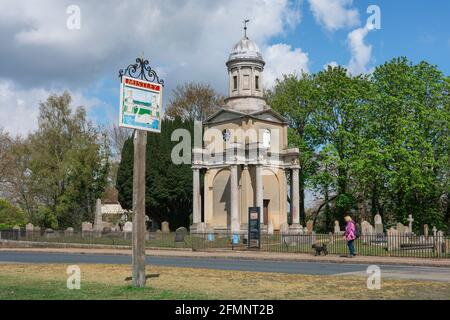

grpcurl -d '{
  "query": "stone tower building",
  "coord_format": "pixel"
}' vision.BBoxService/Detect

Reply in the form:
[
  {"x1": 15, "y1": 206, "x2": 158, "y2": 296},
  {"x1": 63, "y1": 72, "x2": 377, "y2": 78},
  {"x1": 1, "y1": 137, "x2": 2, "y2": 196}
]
[{"x1": 191, "y1": 31, "x2": 300, "y2": 233}]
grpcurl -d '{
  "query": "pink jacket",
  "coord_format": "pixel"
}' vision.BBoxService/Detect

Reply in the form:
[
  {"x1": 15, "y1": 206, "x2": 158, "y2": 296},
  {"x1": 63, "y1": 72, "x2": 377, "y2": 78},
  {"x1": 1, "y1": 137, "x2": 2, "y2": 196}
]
[{"x1": 344, "y1": 220, "x2": 356, "y2": 241}]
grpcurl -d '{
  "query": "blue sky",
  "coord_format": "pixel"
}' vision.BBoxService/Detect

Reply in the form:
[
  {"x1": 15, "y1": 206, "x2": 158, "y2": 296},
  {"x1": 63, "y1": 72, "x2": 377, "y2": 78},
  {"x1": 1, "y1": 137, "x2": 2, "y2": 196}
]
[{"x1": 0, "y1": 0, "x2": 449, "y2": 135}]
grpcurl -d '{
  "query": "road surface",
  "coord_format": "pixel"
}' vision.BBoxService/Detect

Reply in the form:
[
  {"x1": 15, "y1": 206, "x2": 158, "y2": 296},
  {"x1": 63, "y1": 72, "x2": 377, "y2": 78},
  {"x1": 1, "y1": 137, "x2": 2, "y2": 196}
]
[{"x1": 0, "y1": 251, "x2": 449, "y2": 282}]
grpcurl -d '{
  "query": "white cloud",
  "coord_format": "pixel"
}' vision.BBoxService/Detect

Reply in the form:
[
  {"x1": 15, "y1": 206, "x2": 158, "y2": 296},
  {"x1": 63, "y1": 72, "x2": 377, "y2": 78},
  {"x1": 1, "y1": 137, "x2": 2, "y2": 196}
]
[
  {"x1": 263, "y1": 43, "x2": 309, "y2": 88},
  {"x1": 0, "y1": 0, "x2": 306, "y2": 134},
  {"x1": 346, "y1": 26, "x2": 373, "y2": 75},
  {"x1": 308, "y1": 0, "x2": 359, "y2": 31},
  {"x1": 323, "y1": 61, "x2": 339, "y2": 69},
  {"x1": 0, "y1": 79, "x2": 106, "y2": 136}
]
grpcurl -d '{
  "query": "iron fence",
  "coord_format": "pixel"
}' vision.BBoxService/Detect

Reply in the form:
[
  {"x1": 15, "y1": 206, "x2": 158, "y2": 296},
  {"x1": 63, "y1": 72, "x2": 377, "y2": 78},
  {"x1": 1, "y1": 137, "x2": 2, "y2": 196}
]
[
  {"x1": 1, "y1": 228, "x2": 448, "y2": 258},
  {"x1": 191, "y1": 231, "x2": 449, "y2": 259},
  {"x1": 0, "y1": 229, "x2": 191, "y2": 249}
]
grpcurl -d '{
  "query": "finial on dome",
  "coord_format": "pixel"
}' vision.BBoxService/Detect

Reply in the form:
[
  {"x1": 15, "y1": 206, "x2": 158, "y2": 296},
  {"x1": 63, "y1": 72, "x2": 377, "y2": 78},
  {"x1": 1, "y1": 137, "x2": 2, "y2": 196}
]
[{"x1": 243, "y1": 19, "x2": 250, "y2": 38}]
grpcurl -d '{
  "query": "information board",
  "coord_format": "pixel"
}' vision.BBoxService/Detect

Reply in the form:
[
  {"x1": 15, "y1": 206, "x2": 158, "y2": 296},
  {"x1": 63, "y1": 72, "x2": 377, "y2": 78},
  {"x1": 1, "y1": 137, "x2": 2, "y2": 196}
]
[{"x1": 248, "y1": 207, "x2": 261, "y2": 249}]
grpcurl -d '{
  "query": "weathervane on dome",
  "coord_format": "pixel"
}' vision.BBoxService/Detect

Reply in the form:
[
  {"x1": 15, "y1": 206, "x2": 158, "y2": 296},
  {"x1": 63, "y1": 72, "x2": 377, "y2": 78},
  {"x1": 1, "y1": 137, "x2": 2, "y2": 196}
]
[{"x1": 243, "y1": 19, "x2": 250, "y2": 38}]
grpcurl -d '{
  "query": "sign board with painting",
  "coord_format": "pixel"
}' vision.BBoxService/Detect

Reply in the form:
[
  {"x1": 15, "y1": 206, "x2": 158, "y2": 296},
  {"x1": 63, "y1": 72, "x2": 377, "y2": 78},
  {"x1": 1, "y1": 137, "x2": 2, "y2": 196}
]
[
  {"x1": 248, "y1": 207, "x2": 261, "y2": 249},
  {"x1": 119, "y1": 76, "x2": 163, "y2": 132}
]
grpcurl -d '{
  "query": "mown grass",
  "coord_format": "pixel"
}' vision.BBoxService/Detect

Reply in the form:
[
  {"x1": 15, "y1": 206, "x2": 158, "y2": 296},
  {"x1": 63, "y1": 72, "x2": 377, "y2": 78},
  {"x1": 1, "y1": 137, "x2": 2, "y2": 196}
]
[{"x1": 0, "y1": 264, "x2": 449, "y2": 300}]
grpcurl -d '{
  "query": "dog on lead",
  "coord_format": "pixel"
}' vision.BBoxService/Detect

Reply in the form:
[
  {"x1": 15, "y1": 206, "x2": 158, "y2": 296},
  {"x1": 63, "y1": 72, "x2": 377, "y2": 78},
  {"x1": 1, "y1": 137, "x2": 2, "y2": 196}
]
[{"x1": 312, "y1": 243, "x2": 328, "y2": 256}]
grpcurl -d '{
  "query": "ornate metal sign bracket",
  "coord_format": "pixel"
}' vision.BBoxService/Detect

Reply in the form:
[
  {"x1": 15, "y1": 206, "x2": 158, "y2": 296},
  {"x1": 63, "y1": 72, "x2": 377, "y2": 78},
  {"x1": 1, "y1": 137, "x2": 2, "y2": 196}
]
[{"x1": 119, "y1": 57, "x2": 165, "y2": 86}]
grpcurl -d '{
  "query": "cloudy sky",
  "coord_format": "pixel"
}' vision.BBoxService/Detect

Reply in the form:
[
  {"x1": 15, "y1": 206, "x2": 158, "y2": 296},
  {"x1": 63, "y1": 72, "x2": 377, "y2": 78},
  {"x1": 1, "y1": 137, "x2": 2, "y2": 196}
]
[{"x1": 0, "y1": 0, "x2": 449, "y2": 136}]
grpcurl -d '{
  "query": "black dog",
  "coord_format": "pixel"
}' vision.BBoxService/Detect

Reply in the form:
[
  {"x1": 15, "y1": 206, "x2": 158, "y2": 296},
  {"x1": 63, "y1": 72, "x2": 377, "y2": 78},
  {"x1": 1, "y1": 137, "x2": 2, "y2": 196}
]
[{"x1": 312, "y1": 243, "x2": 328, "y2": 256}]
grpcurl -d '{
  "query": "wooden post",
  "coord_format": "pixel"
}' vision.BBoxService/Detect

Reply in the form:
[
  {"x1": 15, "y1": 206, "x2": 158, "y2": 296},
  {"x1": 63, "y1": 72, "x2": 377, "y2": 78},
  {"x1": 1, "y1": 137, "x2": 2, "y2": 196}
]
[{"x1": 132, "y1": 129, "x2": 147, "y2": 287}]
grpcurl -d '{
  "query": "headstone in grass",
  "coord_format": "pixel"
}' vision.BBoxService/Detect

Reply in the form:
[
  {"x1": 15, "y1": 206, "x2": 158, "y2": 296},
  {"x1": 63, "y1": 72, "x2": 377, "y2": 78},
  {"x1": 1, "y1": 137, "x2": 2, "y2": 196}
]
[
  {"x1": 161, "y1": 221, "x2": 170, "y2": 233},
  {"x1": 175, "y1": 227, "x2": 188, "y2": 244},
  {"x1": 387, "y1": 227, "x2": 399, "y2": 251},
  {"x1": 306, "y1": 220, "x2": 314, "y2": 233},
  {"x1": 396, "y1": 223, "x2": 406, "y2": 234},
  {"x1": 280, "y1": 222, "x2": 289, "y2": 234},
  {"x1": 407, "y1": 214, "x2": 414, "y2": 234},
  {"x1": 12, "y1": 225, "x2": 20, "y2": 240},
  {"x1": 424, "y1": 224, "x2": 429, "y2": 238},
  {"x1": 267, "y1": 220, "x2": 274, "y2": 235},
  {"x1": 25, "y1": 223, "x2": 34, "y2": 239},
  {"x1": 65, "y1": 227, "x2": 74, "y2": 237},
  {"x1": 45, "y1": 228, "x2": 55, "y2": 239},
  {"x1": 25, "y1": 223, "x2": 34, "y2": 232},
  {"x1": 374, "y1": 214, "x2": 383, "y2": 234},
  {"x1": 123, "y1": 221, "x2": 132, "y2": 232},
  {"x1": 361, "y1": 220, "x2": 374, "y2": 244},
  {"x1": 334, "y1": 220, "x2": 340, "y2": 234},
  {"x1": 123, "y1": 221, "x2": 132, "y2": 240}
]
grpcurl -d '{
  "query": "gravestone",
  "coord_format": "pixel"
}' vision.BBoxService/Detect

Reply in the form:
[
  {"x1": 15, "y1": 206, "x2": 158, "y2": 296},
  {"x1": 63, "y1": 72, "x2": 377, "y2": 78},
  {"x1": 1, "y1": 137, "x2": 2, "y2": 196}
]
[
  {"x1": 175, "y1": 227, "x2": 188, "y2": 245},
  {"x1": 280, "y1": 223, "x2": 289, "y2": 234},
  {"x1": 306, "y1": 220, "x2": 314, "y2": 233},
  {"x1": 361, "y1": 220, "x2": 374, "y2": 243},
  {"x1": 436, "y1": 231, "x2": 445, "y2": 255},
  {"x1": 161, "y1": 221, "x2": 170, "y2": 233},
  {"x1": 396, "y1": 223, "x2": 406, "y2": 234},
  {"x1": 25, "y1": 223, "x2": 34, "y2": 239},
  {"x1": 123, "y1": 221, "x2": 132, "y2": 240},
  {"x1": 432, "y1": 226, "x2": 437, "y2": 237},
  {"x1": 424, "y1": 224, "x2": 429, "y2": 238},
  {"x1": 12, "y1": 225, "x2": 20, "y2": 240},
  {"x1": 387, "y1": 227, "x2": 399, "y2": 250},
  {"x1": 123, "y1": 221, "x2": 133, "y2": 232},
  {"x1": 65, "y1": 227, "x2": 74, "y2": 237},
  {"x1": 374, "y1": 214, "x2": 383, "y2": 234},
  {"x1": 334, "y1": 220, "x2": 340, "y2": 234},
  {"x1": 94, "y1": 198, "x2": 103, "y2": 232},
  {"x1": 25, "y1": 223, "x2": 34, "y2": 232},
  {"x1": 82, "y1": 222, "x2": 93, "y2": 232},
  {"x1": 407, "y1": 214, "x2": 414, "y2": 233},
  {"x1": 267, "y1": 220, "x2": 274, "y2": 235},
  {"x1": 45, "y1": 228, "x2": 55, "y2": 239}
]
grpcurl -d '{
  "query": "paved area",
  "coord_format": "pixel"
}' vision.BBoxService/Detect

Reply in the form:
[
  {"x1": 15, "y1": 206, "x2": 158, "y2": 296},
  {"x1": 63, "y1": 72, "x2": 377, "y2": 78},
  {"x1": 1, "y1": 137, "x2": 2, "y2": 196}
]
[
  {"x1": 1, "y1": 250, "x2": 449, "y2": 282},
  {"x1": 1, "y1": 246, "x2": 449, "y2": 267}
]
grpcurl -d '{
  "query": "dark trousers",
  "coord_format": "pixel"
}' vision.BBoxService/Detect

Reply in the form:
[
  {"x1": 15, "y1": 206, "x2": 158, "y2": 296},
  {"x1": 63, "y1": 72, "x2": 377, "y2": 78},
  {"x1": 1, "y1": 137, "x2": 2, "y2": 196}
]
[{"x1": 347, "y1": 240, "x2": 356, "y2": 256}]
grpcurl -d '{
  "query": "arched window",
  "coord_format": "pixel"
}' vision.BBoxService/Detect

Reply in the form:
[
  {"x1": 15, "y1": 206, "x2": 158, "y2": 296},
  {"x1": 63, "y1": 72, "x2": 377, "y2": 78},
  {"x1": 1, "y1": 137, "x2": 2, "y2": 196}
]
[{"x1": 262, "y1": 129, "x2": 271, "y2": 148}]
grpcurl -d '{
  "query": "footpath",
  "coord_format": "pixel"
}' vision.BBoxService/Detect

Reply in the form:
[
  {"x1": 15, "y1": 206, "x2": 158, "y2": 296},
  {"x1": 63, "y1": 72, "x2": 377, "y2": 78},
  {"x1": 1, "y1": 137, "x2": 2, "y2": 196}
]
[{"x1": 1, "y1": 239, "x2": 449, "y2": 267}]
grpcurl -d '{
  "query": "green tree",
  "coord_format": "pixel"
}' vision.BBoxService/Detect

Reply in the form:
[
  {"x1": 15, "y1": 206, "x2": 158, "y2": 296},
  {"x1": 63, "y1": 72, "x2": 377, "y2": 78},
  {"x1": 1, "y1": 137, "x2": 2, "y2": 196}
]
[
  {"x1": 311, "y1": 66, "x2": 371, "y2": 223},
  {"x1": 28, "y1": 92, "x2": 110, "y2": 229},
  {"x1": 165, "y1": 82, "x2": 224, "y2": 121},
  {"x1": 266, "y1": 74, "x2": 319, "y2": 225},
  {"x1": 368, "y1": 58, "x2": 449, "y2": 230},
  {"x1": 116, "y1": 118, "x2": 193, "y2": 230},
  {"x1": 0, "y1": 199, "x2": 27, "y2": 229}
]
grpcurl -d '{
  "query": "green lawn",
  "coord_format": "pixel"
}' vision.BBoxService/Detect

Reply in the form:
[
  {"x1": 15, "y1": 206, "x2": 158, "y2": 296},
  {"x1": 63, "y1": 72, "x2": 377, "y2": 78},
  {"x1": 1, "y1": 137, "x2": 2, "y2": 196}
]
[
  {"x1": 0, "y1": 275, "x2": 207, "y2": 300},
  {"x1": 1, "y1": 264, "x2": 449, "y2": 300}
]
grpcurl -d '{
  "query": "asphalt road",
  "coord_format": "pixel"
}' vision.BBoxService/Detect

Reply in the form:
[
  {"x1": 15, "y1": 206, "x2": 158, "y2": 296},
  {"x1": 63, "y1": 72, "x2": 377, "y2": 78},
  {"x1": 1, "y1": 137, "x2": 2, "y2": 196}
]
[{"x1": 0, "y1": 251, "x2": 449, "y2": 282}]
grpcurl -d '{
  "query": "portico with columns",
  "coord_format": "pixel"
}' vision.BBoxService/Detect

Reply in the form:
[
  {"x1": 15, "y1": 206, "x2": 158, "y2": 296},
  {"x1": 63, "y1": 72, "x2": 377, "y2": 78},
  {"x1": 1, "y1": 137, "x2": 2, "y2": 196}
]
[{"x1": 191, "y1": 28, "x2": 300, "y2": 233}]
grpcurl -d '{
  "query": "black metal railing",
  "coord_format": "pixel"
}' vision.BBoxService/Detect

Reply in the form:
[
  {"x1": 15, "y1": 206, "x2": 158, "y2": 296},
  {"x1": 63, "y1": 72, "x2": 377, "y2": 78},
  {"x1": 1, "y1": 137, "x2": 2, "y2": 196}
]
[
  {"x1": 0, "y1": 229, "x2": 191, "y2": 249},
  {"x1": 1, "y1": 229, "x2": 448, "y2": 258}
]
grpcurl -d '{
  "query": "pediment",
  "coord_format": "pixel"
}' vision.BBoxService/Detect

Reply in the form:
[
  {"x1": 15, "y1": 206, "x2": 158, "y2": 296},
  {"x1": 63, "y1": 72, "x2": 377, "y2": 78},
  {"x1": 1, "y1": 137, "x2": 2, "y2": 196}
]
[{"x1": 204, "y1": 107, "x2": 287, "y2": 125}]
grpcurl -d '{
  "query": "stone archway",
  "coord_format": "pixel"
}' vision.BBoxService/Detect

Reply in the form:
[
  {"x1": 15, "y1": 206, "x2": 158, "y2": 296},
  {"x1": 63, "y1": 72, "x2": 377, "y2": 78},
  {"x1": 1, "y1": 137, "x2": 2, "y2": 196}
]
[
  {"x1": 212, "y1": 169, "x2": 231, "y2": 229},
  {"x1": 262, "y1": 168, "x2": 282, "y2": 229}
]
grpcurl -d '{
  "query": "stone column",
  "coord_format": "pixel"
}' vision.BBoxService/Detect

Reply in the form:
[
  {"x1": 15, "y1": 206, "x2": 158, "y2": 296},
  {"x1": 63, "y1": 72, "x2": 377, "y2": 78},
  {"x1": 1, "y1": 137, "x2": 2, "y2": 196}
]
[
  {"x1": 192, "y1": 168, "x2": 201, "y2": 228},
  {"x1": 94, "y1": 198, "x2": 103, "y2": 232},
  {"x1": 230, "y1": 165, "x2": 240, "y2": 233},
  {"x1": 290, "y1": 167, "x2": 301, "y2": 231},
  {"x1": 255, "y1": 164, "x2": 264, "y2": 225}
]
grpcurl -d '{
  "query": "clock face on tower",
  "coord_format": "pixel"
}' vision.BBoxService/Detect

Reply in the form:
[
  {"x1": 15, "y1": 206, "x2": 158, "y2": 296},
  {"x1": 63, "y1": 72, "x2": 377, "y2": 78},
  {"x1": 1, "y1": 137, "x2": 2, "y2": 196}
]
[{"x1": 222, "y1": 129, "x2": 231, "y2": 142}]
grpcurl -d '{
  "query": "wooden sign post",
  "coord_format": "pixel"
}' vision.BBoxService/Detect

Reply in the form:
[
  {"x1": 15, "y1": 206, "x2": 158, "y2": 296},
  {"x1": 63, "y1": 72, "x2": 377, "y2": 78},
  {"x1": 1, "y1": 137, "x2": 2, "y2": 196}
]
[
  {"x1": 132, "y1": 129, "x2": 147, "y2": 287},
  {"x1": 119, "y1": 57, "x2": 164, "y2": 288}
]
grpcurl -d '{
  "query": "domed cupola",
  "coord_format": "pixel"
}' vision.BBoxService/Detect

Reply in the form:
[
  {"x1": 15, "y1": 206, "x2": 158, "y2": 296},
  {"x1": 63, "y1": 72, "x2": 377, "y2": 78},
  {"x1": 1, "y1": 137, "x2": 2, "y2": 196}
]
[
  {"x1": 225, "y1": 20, "x2": 267, "y2": 113},
  {"x1": 228, "y1": 36, "x2": 264, "y2": 63}
]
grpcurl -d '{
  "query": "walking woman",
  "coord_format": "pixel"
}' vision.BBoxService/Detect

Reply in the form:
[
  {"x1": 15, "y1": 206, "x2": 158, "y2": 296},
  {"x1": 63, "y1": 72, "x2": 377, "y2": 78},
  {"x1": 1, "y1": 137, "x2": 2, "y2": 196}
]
[{"x1": 344, "y1": 216, "x2": 356, "y2": 257}]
